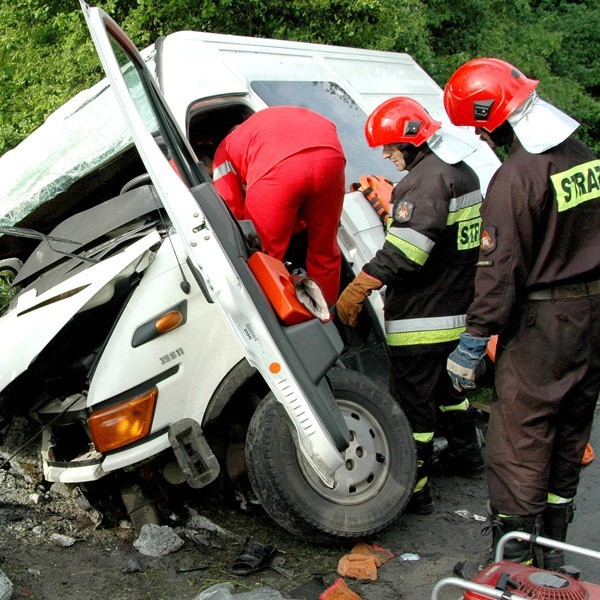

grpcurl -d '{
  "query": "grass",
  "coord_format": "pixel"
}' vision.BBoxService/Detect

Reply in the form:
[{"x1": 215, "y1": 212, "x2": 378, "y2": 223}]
[{"x1": 469, "y1": 384, "x2": 494, "y2": 414}]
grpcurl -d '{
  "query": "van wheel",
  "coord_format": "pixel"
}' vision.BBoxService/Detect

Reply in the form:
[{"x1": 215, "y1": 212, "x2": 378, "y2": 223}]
[{"x1": 245, "y1": 368, "x2": 416, "y2": 543}]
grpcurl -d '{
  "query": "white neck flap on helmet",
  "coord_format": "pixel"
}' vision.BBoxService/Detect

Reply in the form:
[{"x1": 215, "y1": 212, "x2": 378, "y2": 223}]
[
  {"x1": 508, "y1": 91, "x2": 579, "y2": 154},
  {"x1": 427, "y1": 124, "x2": 479, "y2": 165}
]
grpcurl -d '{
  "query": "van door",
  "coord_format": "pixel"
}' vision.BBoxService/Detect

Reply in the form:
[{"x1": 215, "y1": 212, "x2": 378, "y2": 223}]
[{"x1": 78, "y1": 1, "x2": 350, "y2": 487}]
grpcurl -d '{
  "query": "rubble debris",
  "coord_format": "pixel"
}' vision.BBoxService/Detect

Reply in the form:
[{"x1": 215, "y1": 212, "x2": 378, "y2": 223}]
[
  {"x1": 133, "y1": 523, "x2": 184, "y2": 557},
  {"x1": 290, "y1": 576, "x2": 327, "y2": 599},
  {"x1": 121, "y1": 484, "x2": 160, "y2": 531},
  {"x1": 193, "y1": 582, "x2": 292, "y2": 600},
  {"x1": 50, "y1": 533, "x2": 77, "y2": 547},
  {"x1": 269, "y1": 556, "x2": 295, "y2": 579},
  {"x1": 122, "y1": 559, "x2": 143, "y2": 574},
  {"x1": 186, "y1": 508, "x2": 241, "y2": 541},
  {"x1": 175, "y1": 564, "x2": 209, "y2": 574},
  {"x1": 0, "y1": 568, "x2": 12, "y2": 600},
  {"x1": 193, "y1": 582, "x2": 234, "y2": 599}
]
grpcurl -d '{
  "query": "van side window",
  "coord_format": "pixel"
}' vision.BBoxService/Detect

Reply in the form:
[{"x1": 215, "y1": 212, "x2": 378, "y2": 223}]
[{"x1": 250, "y1": 80, "x2": 398, "y2": 184}]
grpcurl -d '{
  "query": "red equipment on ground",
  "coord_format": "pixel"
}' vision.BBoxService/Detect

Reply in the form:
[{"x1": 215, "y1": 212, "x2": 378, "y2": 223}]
[
  {"x1": 465, "y1": 560, "x2": 600, "y2": 599},
  {"x1": 431, "y1": 532, "x2": 600, "y2": 600}
]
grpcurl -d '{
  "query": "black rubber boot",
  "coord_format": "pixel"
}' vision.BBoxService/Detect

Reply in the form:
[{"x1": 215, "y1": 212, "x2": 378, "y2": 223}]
[
  {"x1": 454, "y1": 507, "x2": 541, "y2": 579},
  {"x1": 406, "y1": 440, "x2": 434, "y2": 515},
  {"x1": 542, "y1": 502, "x2": 574, "y2": 571},
  {"x1": 438, "y1": 408, "x2": 484, "y2": 476},
  {"x1": 491, "y1": 513, "x2": 540, "y2": 563}
]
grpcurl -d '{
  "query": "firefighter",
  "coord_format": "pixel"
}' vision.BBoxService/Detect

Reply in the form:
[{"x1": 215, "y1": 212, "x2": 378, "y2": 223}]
[
  {"x1": 444, "y1": 58, "x2": 600, "y2": 572},
  {"x1": 335, "y1": 97, "x2": 484, "y2": 514},
  {"x1": 211, "y1": 106, "x2": 346, "y2": 305}
]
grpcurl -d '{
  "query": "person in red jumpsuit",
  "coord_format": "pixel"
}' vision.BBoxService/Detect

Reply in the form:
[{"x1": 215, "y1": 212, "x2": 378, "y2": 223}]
[
  {"x1": 211, "y1": 106, "x2": 346, "y2": 305},
  {"x1": 444, "y1": 58, "x2": 600, "y2": 574}
]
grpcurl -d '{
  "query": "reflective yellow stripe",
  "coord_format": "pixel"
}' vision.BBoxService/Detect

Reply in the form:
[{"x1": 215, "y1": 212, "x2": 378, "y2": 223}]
[
  {"x1": 447, "y1": 204, "x2": 482, "y2": 225},
  {"x1": 547, "y1": 493, "x2": 573, "y2": 505},
  {"x1": 439, "y1": 400, "x2": 470, "y2": 413},
  {"x1": 387, "y1": 327, "x2": 465, "y2": 346},
  {"x1": 551, "y1": 159, "x2": 600, "y2": 212},
  {"x1": 413, "y1": 476, "x2": 428, "y2": 493},
  {"x1": 386, "y1": 314, "x2": 466, "y2": 347},
  {"x1": 386, "y1": 227, "x2": 434, "y2": 266},
  {"x1": 413, "y1": 432, "x2": 434, "y2": 443}
]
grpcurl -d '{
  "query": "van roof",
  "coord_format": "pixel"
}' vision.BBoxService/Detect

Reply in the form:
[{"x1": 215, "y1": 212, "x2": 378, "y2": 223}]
[{"x1": 0, "y1": 33, "x2": 498, "y2": 229}]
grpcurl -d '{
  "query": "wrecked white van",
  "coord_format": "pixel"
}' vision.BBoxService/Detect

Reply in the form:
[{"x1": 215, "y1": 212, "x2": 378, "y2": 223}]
[{"x1": 0, "y1": 8, "x2": 499, "y2": 542}]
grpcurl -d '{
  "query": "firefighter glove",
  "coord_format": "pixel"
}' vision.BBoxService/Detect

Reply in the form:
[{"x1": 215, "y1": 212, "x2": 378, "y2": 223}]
[
  {"x1": 335, "y1": 271, "x2": 382, "y2": 327},
  {"x1": 447, "y1": 332, "x2": 489, "y2": 392}
]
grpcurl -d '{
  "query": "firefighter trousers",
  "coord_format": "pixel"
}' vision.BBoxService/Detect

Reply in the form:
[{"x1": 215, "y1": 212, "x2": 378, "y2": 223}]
[{"x1": 487, "y1": 293, "x2": 600, "y2": 516}]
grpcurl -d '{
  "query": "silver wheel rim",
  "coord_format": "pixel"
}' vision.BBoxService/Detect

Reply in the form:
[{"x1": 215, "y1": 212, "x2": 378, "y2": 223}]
[{"x1": 298, "y1": 398, "x2": 391, "y2": 505}]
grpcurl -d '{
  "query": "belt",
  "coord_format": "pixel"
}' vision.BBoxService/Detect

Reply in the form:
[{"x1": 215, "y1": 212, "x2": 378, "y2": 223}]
[{"x1": 527, "y1": 279, "x2": 600, "y2": 300}]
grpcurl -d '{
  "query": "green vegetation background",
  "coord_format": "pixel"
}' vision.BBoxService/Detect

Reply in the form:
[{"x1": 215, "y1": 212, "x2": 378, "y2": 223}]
[{"x1": 0, "y1": 0, "x2": 598, "y2": 157}]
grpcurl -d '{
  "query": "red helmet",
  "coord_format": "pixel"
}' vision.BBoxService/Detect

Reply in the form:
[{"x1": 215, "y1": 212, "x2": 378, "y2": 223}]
[
  {"x1": 443, "y1": 58, "x2": 538, "y2": 131},
  {"x1": 365, "y1": 97, "x2": 441, "y2": 148}
]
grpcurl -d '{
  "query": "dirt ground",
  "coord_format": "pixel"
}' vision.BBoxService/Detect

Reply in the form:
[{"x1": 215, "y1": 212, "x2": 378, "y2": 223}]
[{"x1": 1, "y1": 404, "x2": 599, "y2": 600}]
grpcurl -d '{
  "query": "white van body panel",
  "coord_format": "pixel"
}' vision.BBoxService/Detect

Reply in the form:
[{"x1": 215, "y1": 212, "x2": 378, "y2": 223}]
[{"x1": 156, "y1": 32, "x2": 499, "y2": 193}]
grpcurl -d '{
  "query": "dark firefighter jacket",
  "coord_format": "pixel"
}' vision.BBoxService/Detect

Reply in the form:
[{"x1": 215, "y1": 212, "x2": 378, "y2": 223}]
[
  {"x1": 362, "y1": 149, "x2": 482, "y2": 355},
  {"x1": 466, "y1": 136, "x2": 600, "y2": 338}
]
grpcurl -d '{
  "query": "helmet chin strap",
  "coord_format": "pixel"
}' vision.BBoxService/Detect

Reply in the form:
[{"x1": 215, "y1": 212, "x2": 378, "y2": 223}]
[
  {"x1": 401, "y1": 142, "x2": 428, "y2": 170},
  {"x1": 489, "y1": 121, "x2": 515, "y2": 148}
]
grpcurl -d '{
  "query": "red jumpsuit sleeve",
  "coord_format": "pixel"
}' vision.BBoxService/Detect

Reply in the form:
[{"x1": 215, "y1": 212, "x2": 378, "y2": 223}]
[{"x1": 212, "y1": 144, "x2": 246, "y2": 220}]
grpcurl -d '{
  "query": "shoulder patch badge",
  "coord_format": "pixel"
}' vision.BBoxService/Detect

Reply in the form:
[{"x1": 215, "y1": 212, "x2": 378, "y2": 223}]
[
  {"x1": 395, "y1": 201, "x2": 414, "y2": 223},
  {"x1": 480, "y1": 226, "x2": 497, "y2": 254}
]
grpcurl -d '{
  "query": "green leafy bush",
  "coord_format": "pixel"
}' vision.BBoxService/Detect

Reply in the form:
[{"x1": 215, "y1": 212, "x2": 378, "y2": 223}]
[{"x1": 0, "y1": 270, "x2": 18, "y2": 315}]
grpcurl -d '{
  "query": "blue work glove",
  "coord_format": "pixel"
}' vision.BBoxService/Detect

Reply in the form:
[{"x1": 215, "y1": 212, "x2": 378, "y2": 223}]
[{"x1": 447, "y1": 332, "x2": 490, "y2": 392}]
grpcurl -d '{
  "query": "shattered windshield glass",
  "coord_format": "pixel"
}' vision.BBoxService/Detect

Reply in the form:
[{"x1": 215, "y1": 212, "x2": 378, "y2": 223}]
[{"x1": 0, "y1": 48, "x2": 157, "y2": 229}]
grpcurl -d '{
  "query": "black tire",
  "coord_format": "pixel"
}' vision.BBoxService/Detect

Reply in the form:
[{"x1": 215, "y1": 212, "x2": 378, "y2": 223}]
[{"x1": 245, "y1": 368, "x2": 416, "y2": 543}]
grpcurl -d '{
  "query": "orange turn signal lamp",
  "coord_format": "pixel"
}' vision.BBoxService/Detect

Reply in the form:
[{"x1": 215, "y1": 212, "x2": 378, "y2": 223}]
[
  {"x1": 155, "y1": 310, "x2": 184, "y2": 333},
  {"x1": 88, "y1": 388, "x2": 157, "y2": 453}
]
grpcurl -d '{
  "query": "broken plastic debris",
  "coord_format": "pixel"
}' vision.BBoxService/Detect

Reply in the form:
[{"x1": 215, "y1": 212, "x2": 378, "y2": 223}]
[
  {"x1": 454, "y1": 509, "x2": 486, "y2": 522},
  {"x1": 194, "y1": 582, "x2": 234, "y2": 599},
  {"x1": 193, "y1": 583, "x2": 289, "y2": 599},
  {"x1": 269, "y1": 556, "x2": 295, "y2": 579},
  {"x1": 399, "y1": 553, "x2": 420, "y2": 561}
]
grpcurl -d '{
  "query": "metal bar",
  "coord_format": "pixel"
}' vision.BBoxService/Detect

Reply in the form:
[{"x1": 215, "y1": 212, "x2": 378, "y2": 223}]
[{"x1": 495, "y1": 532, "x2": 600, "y2": 563}]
